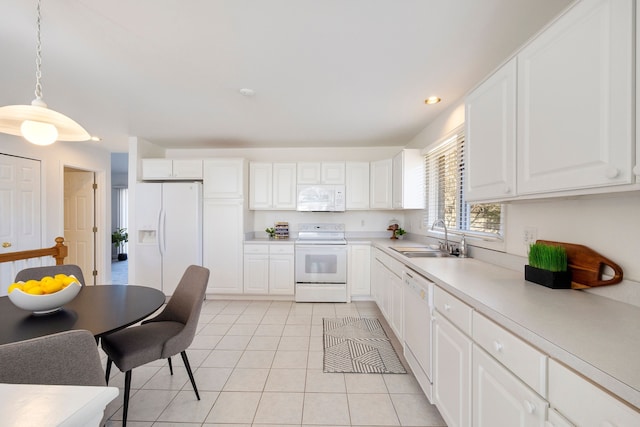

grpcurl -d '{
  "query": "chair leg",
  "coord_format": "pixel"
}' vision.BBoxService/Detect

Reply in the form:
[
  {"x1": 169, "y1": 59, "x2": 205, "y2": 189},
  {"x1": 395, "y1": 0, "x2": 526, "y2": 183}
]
[
  {"x1": 181, "y1": 350, "x2": 200, "y2": 400},
  {"x1": 123, "y1": 370, "x2": 132, "y2": 427},
  {"x1": 167, "y1": 356, "x2": 173, "y2": 375},
  {"x1": 105, "y1": 358, "x2": 112, "y2": 385}
]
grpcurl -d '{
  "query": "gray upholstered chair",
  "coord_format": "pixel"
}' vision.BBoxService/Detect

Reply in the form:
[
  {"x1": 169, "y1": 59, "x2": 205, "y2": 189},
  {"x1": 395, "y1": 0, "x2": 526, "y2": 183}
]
[
  {"x1": 0, "y1": 329, "x2": 106, "y2": 386},
  {"x1": 101, "y1": 265, "x2": 210, "y2": 427},
  {"x1": 15, "y1": 264, "x2": 86, "y2": 286}
]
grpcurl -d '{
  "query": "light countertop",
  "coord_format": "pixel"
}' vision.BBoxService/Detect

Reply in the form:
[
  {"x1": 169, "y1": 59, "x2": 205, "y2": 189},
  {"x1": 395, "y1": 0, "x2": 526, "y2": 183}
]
[{"x1": 371, "y1": 239, "x2": 640, "y2": 410}]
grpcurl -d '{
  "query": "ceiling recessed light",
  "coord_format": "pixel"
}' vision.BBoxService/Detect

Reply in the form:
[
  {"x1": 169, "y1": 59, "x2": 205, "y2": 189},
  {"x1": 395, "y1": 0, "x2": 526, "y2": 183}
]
[
  {"x1": 425, "y1": 96, "x2": 441, "y2": 105},
  {"x1": 239, "y1": 88, "x2": 255, "y2": 97}
]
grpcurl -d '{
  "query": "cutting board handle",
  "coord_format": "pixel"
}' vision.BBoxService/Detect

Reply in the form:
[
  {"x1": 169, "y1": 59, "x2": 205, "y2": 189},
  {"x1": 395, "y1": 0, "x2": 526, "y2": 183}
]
[{"x1": 535, "y1": 240, "x2": 623, "y2": 288}]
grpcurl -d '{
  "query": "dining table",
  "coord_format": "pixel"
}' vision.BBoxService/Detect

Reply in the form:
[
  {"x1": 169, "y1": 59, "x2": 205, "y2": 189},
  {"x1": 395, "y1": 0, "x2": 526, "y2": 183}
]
[{"x1": 0, "y1": 285, "x2": 166, "y2": 345}]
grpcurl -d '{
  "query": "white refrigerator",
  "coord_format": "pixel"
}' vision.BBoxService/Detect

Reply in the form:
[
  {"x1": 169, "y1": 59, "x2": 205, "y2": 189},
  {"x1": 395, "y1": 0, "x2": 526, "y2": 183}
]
[{"x1": 133, "y1": 182, "x2": 202, "y2": 295}]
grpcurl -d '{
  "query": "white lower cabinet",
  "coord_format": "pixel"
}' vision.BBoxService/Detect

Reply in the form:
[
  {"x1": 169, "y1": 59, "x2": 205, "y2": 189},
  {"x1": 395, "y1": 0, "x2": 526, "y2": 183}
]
[
  {"x1": 372, "y1": 249, "x2": 403, "y2": 340},
  {"x1": 348, "y1": 244, "x2": 371, "y2": 297},
  {"x1": 473, "y1": 345, "x2": 548, "y2": 427},
  {"x1": 548, "y1": 359, "x2": 640, "y2": 427},
  {"x1": 433, "y1": 309, "x2": 472, "y2": 427},
  {"x1": 243, "y1": 244, "x2": 294, "y2": 295}
]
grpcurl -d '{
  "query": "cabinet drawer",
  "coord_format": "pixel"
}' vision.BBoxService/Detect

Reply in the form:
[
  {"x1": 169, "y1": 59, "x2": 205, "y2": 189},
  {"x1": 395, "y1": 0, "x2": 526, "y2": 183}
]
[
  {"x1": 244, "y1": 244, "x2": 269, "y2": 254},
  {"x1": 270, "y1": 244, "x2": 294, "y2": 255},
  {"x1": 473, "y1": 312, "x2": 547, "y2": 397},
  {"x1": 548, "y1": 359, "x2": 640, "y2": 426},
  {"x1": 434, "y1": 286, "x2": 473, "y2": 336}
]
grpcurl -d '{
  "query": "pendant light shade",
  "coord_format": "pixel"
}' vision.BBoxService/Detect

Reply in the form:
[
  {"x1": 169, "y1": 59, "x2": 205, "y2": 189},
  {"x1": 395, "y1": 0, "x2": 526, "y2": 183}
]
[{"x1": 0, "y1": 0, "x2": 92, "y2": 145}]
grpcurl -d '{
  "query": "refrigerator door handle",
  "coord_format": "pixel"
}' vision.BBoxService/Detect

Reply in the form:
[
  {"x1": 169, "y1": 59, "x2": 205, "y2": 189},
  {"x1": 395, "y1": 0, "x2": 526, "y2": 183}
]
[{"x1": 158, "y1": 208, "x2": 166, "y2": 256}]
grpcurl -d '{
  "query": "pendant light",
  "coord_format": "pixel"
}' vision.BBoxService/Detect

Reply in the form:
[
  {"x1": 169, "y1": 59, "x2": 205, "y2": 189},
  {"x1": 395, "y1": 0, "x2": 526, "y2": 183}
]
[{"x1": 0, "y1": 0, "x2": 91, "y2": 146}]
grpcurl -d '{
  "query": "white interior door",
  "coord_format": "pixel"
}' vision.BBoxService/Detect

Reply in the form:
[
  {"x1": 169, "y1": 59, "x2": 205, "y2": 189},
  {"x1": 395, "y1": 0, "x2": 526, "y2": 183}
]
[
  {"x1": 0, "y1": 153, "x2": 41, "y2": 295},
  {"x1": 64, "y1": 168, "x2": 95, "y2": 286}
]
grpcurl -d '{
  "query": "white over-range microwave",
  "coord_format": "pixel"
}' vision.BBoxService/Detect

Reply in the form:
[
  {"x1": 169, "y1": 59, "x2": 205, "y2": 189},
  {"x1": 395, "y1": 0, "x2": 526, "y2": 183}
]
[{"x1": 296, "y1": 184, "x2": 345, "y2": 212}]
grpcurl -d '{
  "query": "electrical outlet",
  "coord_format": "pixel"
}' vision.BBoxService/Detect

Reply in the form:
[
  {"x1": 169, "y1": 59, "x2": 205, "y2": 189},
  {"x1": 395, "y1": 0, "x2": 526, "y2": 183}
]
[{"x1": 523, "y1": 226, "x2": 538, "y2": 246}]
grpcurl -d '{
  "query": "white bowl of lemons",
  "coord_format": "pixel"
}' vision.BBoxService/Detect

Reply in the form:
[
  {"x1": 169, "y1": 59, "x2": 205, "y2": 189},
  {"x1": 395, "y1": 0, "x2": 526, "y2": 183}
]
[{"x1": 7, "y1": 274, "x2": 82, "y2": 315}]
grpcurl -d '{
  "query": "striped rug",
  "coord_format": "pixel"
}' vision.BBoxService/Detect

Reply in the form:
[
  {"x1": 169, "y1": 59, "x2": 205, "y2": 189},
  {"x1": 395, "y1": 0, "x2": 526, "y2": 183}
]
[{"x1": 323, "y1": 317, "x2": 406, "y2": 374}]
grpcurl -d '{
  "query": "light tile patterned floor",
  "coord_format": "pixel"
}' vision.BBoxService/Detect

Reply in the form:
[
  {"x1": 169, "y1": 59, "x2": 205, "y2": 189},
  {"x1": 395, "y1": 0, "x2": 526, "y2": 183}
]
[{"x1": 102, "y1": 299, "x2": 446, "y2": 427}]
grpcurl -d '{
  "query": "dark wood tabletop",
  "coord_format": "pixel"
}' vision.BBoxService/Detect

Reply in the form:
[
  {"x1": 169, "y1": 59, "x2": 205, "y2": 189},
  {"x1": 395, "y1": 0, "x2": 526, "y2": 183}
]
[{"x1": 0, "y1": 285, "x2": 166, "y2": 345}]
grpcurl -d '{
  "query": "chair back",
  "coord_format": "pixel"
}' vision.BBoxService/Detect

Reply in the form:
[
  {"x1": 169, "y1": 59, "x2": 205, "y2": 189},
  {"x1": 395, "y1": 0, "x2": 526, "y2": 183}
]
[
  {"x1": 15, "y1": 264, "x2": 86, "y2": 286},
  {"x1": 148, "y1": 265, "x2": 209, "y2": 357},
  {"x1": 0, "y1": 330, "x2": 105, "y2": 386}
]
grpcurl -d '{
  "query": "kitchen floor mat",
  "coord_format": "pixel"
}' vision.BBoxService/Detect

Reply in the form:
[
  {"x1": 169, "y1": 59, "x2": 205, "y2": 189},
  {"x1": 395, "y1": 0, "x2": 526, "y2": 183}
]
[{"x1": 323, "y1": 317, "x2": 406, "y2": 374}]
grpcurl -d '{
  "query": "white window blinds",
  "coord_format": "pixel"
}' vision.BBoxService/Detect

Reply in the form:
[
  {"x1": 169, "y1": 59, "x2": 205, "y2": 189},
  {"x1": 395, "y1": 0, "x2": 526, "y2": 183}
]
[{"x1": 424, "y1": 130, "x2": 502, "y2": 237}]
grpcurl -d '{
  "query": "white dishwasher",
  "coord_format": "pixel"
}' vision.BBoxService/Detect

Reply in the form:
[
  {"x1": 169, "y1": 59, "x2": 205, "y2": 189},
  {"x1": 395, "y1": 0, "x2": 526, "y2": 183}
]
[{"x1": 403, "y1": 268, "x2": 434, "y2": 403}]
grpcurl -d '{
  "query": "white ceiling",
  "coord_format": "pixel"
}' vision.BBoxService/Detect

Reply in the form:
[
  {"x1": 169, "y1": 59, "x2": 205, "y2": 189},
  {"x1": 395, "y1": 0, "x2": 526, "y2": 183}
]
[{"x1": 0, "y1": 0, "x2": 573, "y2": 153}]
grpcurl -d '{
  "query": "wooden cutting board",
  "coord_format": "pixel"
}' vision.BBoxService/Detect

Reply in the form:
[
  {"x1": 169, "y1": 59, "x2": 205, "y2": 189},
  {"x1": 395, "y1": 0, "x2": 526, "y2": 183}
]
[{"x1": 535, "y1": 240, "x2": 623, "y2": 289}]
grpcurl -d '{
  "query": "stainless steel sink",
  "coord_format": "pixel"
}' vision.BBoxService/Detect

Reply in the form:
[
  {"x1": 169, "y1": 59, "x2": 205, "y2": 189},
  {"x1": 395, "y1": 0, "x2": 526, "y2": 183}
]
[{"x1": 390, "y1": 246, "x2": 452, "y2": 258}]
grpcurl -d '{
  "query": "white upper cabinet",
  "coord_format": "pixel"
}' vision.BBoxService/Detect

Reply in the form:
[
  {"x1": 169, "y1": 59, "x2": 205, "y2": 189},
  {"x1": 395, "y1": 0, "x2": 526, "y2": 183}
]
[
  {"x1": 249, "y1": 162, "x2": 296, "y2": 210},
  {"x1": 392, "y1": 149, "x2": 425, "y2": 209},
  {"x1": 203, "y1": 158, "x2": 245, "y2": 199},
  {"x1": 517, "y1": 0, "x2": 634, "y2": 195},
  {"x1": 345, "y1": 162, "x2": 370, "y2": 210},
  {"x1": 465, "y1": 58, "x2": 517, "y2": 202},
  {"x1": 142, "y1": 159, "x2": 203, "y2": 180},
  {"x1": 297, "y1": 162, "x2": 345, "y2": 184},
  {"x1": 370, "y1": 159, "x2": 393, "y2": 209},
  {"x1": 249, "y1": 163, "x2": 273, "y2": 209}
]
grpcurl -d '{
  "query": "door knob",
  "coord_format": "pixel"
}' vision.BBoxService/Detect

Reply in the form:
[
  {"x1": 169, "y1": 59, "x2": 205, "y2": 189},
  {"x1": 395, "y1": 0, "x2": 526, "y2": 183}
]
[{"x1": 2, "y1": 242, "x2": 12, "y2": 248}]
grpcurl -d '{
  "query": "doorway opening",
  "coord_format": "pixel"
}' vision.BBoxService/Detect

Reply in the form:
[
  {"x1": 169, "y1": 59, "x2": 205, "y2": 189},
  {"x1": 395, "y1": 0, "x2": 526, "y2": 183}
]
[{"x1": 111, "y1": 153, "x2": 129, "y2": 284}]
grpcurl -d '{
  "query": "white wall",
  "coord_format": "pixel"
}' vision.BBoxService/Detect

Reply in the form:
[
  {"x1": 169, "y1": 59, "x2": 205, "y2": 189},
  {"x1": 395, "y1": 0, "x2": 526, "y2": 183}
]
[{"x1": 1, "y1": 134, "x2": 112, "y2": 284}]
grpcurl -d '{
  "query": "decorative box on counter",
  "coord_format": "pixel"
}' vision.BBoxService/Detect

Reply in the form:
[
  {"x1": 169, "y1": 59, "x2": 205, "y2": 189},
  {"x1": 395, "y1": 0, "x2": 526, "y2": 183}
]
[
  {"x1": 274, "y1": 222, "x2": 289, "y2": 239},
  {"x1": 524, "y1": 265, "x2": 572, "y2": 289}
]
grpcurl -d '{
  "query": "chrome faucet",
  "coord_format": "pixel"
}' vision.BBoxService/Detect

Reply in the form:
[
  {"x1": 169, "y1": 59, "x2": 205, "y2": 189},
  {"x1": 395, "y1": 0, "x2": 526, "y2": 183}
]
[{"x1": 431, "y1": 219, "x2": 449, "y2": 253}]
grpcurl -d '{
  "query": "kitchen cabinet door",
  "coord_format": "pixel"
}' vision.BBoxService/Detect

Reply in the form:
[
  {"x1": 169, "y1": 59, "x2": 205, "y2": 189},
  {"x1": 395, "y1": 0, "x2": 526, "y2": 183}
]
[
  {"x1": 392, "y1": 149, "x2": 425, "y2": 209},
  {"x1": 269, "y1": 254, "x2": 295, "y2": 295},
  {"x1": 517, "y1": 0, "x2": 634, "y2": 194},
  {"x1": 203, "y1": 199, "x2": 244, "y2": 294},
  {"x1": 345, "y1": 162, "x2": 370, "y2": 210},
  {"x1": 203, "y1": 158, "x2": 245, "y2": 199},
  {"x1": 272, "y1": 163, "x2": 297, "y2": 209},
  {"x1": 473, "y1": 345, "x2": 548, "y2": 427},
  {"x1": 243, "y1": 254, "x2": 269, "y2": 293},
  {"x1": 321, "y1": 162, "x2": 345, "y2": 184},
  {"x1": 433, "y1": 310, "x2": 472, "y2": 427},
  {"x1": 389, "y1": 270, "x2": 404, "y2": 341},
  {"x1": 465, "y1": 58, "x2": 516, "y2": 202},
  {"x1": 249, "y1": 162, "x2": 273, "y2": 210},
  {"x1": 297, "y1": 162, "x2": 321, "y2": 184},
  {"x1": 141, "y1": 159, "x2": 173, "y2": 179},
  {"x1": 348, "y1": 244, "x2": 371, "y2": 297},
  {"x1": 172, "y1": 160, "x2": 203, "y2": 179},
  {"x1": 370, "y1": 159, "x2": 393, "y2": 209}
]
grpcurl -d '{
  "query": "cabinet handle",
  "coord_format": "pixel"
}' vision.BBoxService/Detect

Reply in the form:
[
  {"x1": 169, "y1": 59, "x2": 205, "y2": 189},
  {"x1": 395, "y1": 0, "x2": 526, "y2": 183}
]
[
  {"x1": 503, "y1": 185, "x2": 510, "y2": 194},
  {"x1": 633, "y1": 165, "x2": 640, "y2": 176},
  {"x1": 2, "y1": 242, "x2": 11, "y2": 248},
  {"x1": 523, "y1": 400, "x2": 535, "y2": 414},
  {"x1": 605, "y1": 167, "x2": 620, "y2": 179},
  {"x1": 493, "y1": 341, "x2": 503, "y2": 352},
  {"x1": 444, "y1": 303, "x2": 451, "y2": 311}
]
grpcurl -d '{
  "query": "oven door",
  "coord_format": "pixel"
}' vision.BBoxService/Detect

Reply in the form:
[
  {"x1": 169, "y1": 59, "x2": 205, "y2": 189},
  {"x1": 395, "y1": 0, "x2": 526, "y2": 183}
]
[{"x1": 295, "y1": 245, "x2": 347, "y2": 284}]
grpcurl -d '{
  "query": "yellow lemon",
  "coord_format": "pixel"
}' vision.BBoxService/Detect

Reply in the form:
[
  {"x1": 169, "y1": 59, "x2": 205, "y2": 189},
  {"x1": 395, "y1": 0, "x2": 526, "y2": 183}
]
[
  {"x1": 62, "y1": 276, "x2": 78, "y2": 286},
  {"x1": 25, "y1": 286, "x2": 44, "y2": 295},
  {"x1": 42, "y1": 279, "x2": 63, "y2": 294},
  {"x1": 7, "y1": 283, "x2": 23, "y2": 294},
  {"x1": 54, "y1": 273, "x2": 68, "y2": 281},
  {"x1": 40, "y1": 276, "x2": 54, "y2": 284},
  {"x1": 23, "y1": 280, "x2": 40, "y2": 291}
]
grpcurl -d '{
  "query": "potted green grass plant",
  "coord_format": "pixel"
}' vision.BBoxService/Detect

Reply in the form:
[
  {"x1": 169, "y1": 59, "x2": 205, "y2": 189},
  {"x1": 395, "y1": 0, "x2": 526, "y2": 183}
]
[{"x1": 525, "y1": 243, "x2": 571, "y2": 289}]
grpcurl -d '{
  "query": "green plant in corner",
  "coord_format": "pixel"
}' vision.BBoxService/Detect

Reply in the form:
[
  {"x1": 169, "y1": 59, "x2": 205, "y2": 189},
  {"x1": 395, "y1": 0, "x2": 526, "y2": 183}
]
[
  {"x1": 265, "y1": 227, "x2": 276, "y2": 238},
  {"x1": 111, "y1": 227, "x2": 128, "y2": 255},
  {"x1": 528, "y1": 243, "x2": 567, "y2": 272}
]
